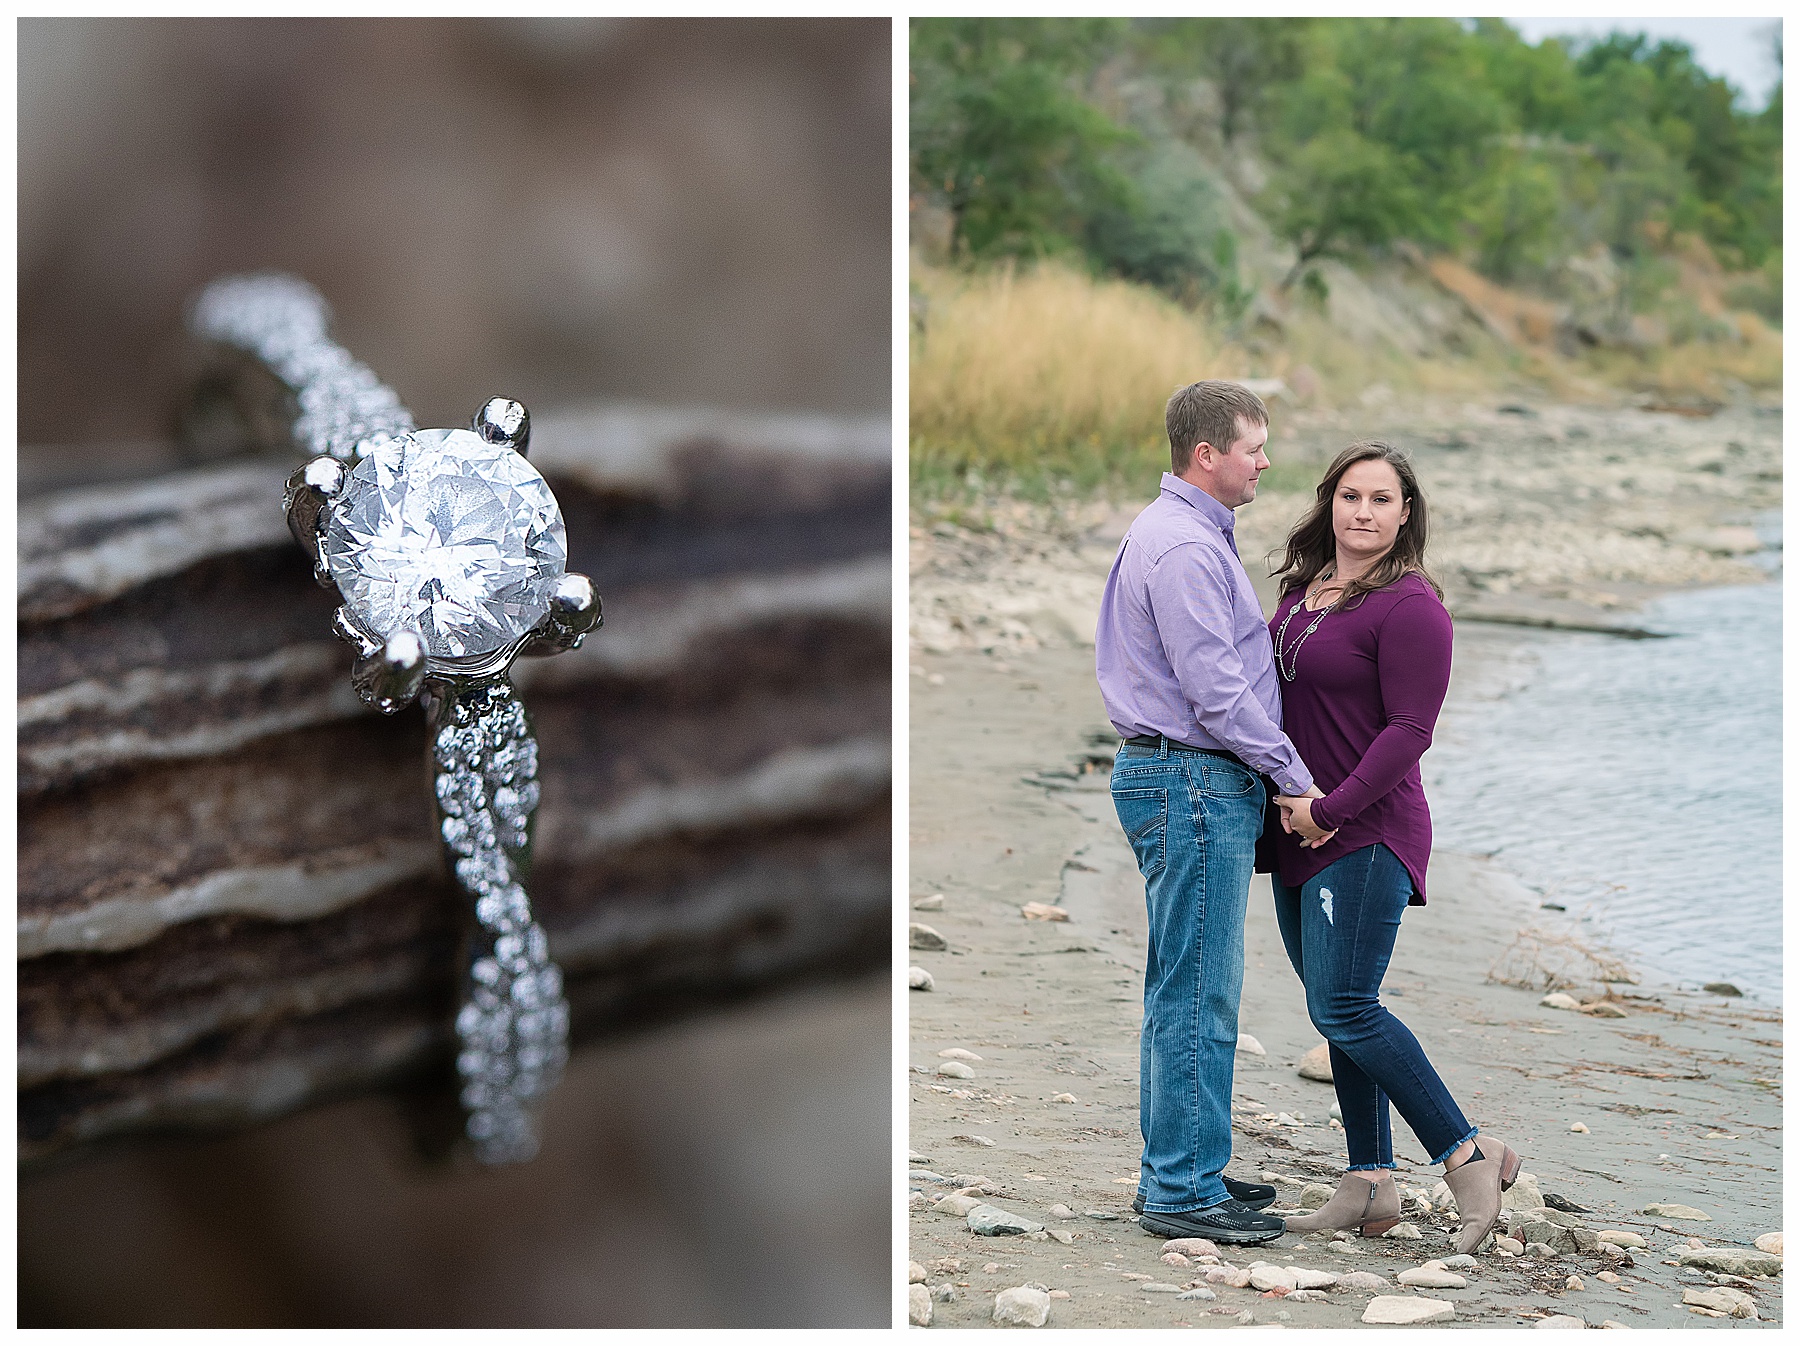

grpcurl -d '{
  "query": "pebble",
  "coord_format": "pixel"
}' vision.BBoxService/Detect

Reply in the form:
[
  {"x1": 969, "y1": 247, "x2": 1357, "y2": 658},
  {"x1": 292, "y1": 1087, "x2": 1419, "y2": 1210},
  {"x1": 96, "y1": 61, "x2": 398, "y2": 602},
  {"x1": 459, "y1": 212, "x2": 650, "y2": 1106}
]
[
  {"x1": 1084, "y1": 1210, "x2": 1120, "y2": 1221},
  {"x1": 937, "y1": 1061, "x2": 975, "y2": 1079},
  {"x1": 1569, "y1": 1122, "x2": 1589, "y2": 1133},
  {"x1": 1286, "y1": 1289, "x2": 1327, "y2": 1303},
  {"x1": 968, "y1": 1204, "x2": 1044, "y2": 1236},
  {"x1": 1206, "y1": 1267, "x2": 1253, "y2": 1288},
  {"x1": 1161, "y1": 1252, "x2": 1190, "y2": 1268},
  {"x1": 1381, "y1": 1223, "x2": 1423, "y2": 1240},
  {"x1": 1119, "y1": 1272, "x2": 1153, "y2": 1282},
  {"x1": 1640, "y1": 1202, "x2": 1709, "y2": 1221},
  {"x1": 1683, "y1": 1286, "x2": 1757, "y2": 1319},
  {"x1": 1235, "y1": 1310, "x2": 1255, "y2": 1324},
  {"x1": 1298, "y1": 1183, "x2": 1335, "y2": 1210},
  {"x1": 908, "y1": 1261, "x2": 927, "y2": 1284},
  {"x1": 1595, "y1": 1271, "x2": 1621, "y2": 1284},
  {"x1": 910, "y1": 923, "x2": 949, "y2": 950},
  {"x1": 1597, "y1": 1230, "x2": 1645, "y2": 1249},
  {"x1": 1047, "y1": 1204, "x2": 1075, "y2": 1221},
  {"x1": 1275, "y1": 1112, "x2": 1301, "y2": 1127},
  {"x1": 1162, "y1": 1238, "x2": 1221, "y2": 1258},
  {"x1": 1051, "y1": 1092, "x2": 1077, "y2": 1104},
  {"x1": 1397, "y1": 1267, "x2": 1467, "y2": 1289},
  {"x1": 933, "y1": 1194, "x2": 982, "y2": 1216},
  {"x1": 1754, "y1": 1232, "x2": 1783, "y2": 1255},
  {"x1": 1249, "y1": 1266, "x2": 1298, "y2": 1292},
  {"x1": 1677, "y1": 1247, "x2": 1782, "y2": 1276},
  {"x1": 1565, "y1": 1274, "x2": 1584, "y2": 1291},
  {"x1": 1536, "y1": 1314, "x2": 1586, "y2": 1329},
  {"x1": 1362, "y1": 1295, "x2": 1454, "y2": 1324},
  {"x1": 1047, "y1": 1290, "x2": 1070, "y2": 1301},
  {"x1": 1439, "y1": 1254, "x2": 1477, "y2": 1271},
  {"x1": 950, "y1": 1132, "x2": 994, "y2": 1145},
  {"x1": 1599, "y1": 1322, "x2": 1627, "y2": 1330},
  {"x1": 1020, "y1": 901, "x2": 1069, "y2": 921},
  {"x1": 1493, "y1": 1238, "x2": 1523, "y2": 1256},
  {"x1": 910, "y1": 1169, "x2": 950, "y2": 1184},
  {"x1": 933, "y1": 1283, "x2": 957, "y2": 1302},
  {"x1": 914, "y1": 893, "x2": 945, "y2": 910},
  {"x1": 908, "y1": 1150, "x2": 930, "y2": 1164},
  {"x1": 908, "y1": 1283, "x2": 932, "y2": 1326},
  {"x1": 1140, "y1": 1282, "x2": 1181, "y2": 1294},
  {"x1": 992, "y1": 1286, "x2": 1051, "y2": 1327},
  {"x1": 1525, "y1": 1242, "x2": 1560, "y2": 1258},
  {"x1": 938, "y1": 1047, "x2": 983, "y2": 1061},
  {"x1": 1579, "y1": 1001, "x2": 1628, "y2": 1018},
  {"x1": 1047, "y1": 1229, "x2": 1073, "y2": 1245},
  {"x1": 1298, "y1": 1043, "x2": 1333, "y2": 1081},
  {"x1": 908, "y1": 966, "x2": 934, "y2": 991},
  {"x1": 1335, "y1": 1271, "x2": 1390, "y2": 1290},
  {"x1": 908, "y1": 1191, "x2": 927, "y2": 1209},
  {"x1": 1703, "y1": 981, "x2": 1742, "y2": 996},
  {"x1": 1539, "y1": 992, "x2": 1581, "y2": 1010},
  {"x1": 1177, "y1": 1287, "x2": 1216, "y2": 1301},
  {"x1": 1501, "y1": 1171, "x2": 1544, "y2": 1213},
  {"x1": 1237, "y1": 1033, "x2": 1266, "y2": 1055}
]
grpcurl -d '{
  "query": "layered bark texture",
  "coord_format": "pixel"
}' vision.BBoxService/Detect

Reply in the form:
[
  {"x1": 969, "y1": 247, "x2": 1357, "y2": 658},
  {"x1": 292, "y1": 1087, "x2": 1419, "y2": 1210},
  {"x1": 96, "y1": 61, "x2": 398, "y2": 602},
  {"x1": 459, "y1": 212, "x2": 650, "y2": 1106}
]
[{"x1": 19, "y1": 405, "x2": 892, "y2": 1165}]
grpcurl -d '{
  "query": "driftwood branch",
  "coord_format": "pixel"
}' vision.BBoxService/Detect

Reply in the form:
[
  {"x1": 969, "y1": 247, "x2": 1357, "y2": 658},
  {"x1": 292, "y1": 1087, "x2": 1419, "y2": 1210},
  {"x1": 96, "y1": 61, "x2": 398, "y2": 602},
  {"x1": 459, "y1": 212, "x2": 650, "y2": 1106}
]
[{"x1": 19, "y1": 404, "x2": 891, "y2": 1165}]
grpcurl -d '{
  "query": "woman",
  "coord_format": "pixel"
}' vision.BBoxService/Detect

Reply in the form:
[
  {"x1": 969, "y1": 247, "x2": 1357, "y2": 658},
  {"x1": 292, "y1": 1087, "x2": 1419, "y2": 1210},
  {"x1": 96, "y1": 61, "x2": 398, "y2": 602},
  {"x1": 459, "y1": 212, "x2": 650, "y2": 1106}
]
[{"x1": 1261, "y1": 440, "x2": 1520, "y2": 1255}]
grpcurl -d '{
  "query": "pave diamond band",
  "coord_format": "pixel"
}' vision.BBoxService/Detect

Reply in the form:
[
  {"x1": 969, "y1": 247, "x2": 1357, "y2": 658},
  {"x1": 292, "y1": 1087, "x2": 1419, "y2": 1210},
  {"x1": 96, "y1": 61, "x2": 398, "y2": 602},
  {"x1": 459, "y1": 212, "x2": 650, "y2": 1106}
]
[
  {"x1": 431, "y1": 681, "x2": 567, "y2": 1164},
  {"x1": 191, "y1": 273, "x2": 599, "y2": 1164}
]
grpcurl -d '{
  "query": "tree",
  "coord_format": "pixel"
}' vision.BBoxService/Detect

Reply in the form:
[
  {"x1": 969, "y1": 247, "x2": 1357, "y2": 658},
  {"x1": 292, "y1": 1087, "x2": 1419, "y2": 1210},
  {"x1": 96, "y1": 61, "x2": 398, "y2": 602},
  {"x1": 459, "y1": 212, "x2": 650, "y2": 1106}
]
[{"x1": 911, "y1": 19, "x2": 1135, "y2": 260}]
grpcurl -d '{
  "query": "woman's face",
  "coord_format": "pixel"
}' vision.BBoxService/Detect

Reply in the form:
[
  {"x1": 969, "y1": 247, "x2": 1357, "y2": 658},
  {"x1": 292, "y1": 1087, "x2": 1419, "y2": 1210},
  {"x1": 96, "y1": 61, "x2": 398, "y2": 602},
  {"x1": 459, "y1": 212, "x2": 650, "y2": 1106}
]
[{"x1": 1332, "y1": 458, "x2": 1411, "y2": 567}]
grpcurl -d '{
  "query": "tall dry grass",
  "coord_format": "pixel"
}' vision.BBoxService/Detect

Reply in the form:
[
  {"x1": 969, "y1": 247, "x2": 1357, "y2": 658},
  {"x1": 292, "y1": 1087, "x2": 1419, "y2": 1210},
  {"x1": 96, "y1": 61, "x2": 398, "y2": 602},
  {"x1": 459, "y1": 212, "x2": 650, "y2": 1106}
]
[{"x1": 910, "y1": 261, "x2": 1246, "y2": 494}]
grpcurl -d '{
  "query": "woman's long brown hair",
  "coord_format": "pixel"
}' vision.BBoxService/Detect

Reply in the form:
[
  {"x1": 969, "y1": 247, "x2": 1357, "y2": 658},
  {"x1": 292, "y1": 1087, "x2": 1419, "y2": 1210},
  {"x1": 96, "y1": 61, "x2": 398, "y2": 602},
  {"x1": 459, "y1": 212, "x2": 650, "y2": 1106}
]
[{"x1": 1272, "y1": 440, "x2": 1442, "y2": 604}]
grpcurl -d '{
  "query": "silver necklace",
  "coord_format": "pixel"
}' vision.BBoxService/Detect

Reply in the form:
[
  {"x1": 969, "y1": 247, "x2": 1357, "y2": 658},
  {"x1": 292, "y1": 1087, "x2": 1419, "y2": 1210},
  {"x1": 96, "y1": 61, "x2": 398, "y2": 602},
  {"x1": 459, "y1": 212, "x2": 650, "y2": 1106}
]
[
  {"x1": 1274, "y1": 570, "x2": 1340, "y2": 682},
  {"x1": 192, "y1": 274, "x2": 602, "y2": 1163}
]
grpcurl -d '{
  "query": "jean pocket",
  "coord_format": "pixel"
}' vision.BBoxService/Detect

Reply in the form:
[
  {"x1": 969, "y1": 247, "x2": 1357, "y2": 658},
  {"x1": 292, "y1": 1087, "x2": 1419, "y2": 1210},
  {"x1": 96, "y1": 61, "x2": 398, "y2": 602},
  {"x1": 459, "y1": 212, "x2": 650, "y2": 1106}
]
[
  {"x1": 1197, "y1": 758, "x2": 1259, "y2": 798},
  {"x1": 1112, "y1": 786, "x2": 1169, "y2": 880}
]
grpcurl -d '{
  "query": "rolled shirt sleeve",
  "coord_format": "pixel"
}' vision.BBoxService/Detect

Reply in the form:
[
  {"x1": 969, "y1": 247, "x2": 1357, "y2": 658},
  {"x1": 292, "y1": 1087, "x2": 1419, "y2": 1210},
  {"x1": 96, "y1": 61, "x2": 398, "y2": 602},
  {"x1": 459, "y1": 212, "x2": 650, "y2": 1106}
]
[{"x1": 1145, "y1": 542, "x2": 1314, "y2": 797}]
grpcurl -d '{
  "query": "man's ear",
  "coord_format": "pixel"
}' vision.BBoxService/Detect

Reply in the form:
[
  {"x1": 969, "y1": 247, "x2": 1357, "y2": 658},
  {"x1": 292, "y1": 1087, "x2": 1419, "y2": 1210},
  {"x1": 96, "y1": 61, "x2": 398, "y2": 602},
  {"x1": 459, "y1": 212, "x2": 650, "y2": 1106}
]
[{"x1": 1191, "y1": 440, "x2": 1214, "y2": 472}]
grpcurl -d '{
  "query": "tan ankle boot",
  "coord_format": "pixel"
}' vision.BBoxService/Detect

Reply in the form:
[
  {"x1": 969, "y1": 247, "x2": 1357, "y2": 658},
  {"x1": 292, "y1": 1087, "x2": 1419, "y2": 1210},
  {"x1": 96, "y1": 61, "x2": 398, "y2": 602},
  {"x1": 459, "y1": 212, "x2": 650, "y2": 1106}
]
[
  {"x1": 1283, "y1": 1171, "x2": 1401, "y2": 1237},
  {"x1": 1442, "y1": 1135, "x2": 1523, "y2": 1255}
]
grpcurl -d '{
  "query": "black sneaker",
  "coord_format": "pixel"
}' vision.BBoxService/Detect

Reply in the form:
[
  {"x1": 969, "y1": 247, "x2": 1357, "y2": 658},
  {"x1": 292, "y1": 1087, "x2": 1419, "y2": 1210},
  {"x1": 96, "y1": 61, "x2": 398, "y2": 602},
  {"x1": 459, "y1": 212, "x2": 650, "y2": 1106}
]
[
  {"x1": 1133, "y1": 1176, "x2": 1276, "y2": 1213},
  {"x1": 1137, "y1": 1198, "x2": 1285, "y2": 1244}
]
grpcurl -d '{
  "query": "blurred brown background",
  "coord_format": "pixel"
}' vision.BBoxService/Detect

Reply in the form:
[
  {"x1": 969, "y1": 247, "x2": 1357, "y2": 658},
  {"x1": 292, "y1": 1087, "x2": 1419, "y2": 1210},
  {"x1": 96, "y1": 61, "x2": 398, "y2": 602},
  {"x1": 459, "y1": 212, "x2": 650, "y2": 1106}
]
[{"x1": 18, "y1": 16, "x2": 892, "y2": 1328}]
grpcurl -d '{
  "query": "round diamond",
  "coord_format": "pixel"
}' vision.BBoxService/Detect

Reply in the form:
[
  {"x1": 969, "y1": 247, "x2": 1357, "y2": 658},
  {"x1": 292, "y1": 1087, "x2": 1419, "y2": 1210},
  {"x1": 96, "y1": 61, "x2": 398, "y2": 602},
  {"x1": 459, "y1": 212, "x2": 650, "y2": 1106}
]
[{"x1": 323, "y1": 428, "x2": 567, "y2": 659}]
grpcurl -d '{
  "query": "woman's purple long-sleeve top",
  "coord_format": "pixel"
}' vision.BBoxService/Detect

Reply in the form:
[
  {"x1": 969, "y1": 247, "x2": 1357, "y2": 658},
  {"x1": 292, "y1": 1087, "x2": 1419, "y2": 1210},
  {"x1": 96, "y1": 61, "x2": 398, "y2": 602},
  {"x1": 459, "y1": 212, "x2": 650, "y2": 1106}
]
[{"x1": 1260, "y1": 571, "x2": 1452, "y2": 904}]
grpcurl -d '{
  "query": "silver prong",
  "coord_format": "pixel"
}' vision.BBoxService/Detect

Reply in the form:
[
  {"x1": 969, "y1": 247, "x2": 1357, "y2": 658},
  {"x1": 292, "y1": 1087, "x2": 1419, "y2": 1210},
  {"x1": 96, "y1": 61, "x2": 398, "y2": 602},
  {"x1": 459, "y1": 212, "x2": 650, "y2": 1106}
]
[
  {"x1": 473, "y1": 397, "x2": 530, "y2": 456},
  {"x1": 285, "y1": 455, "x2": 348, "y2": 584},
  {"x1": 331, "y1": 605, "x2": 382, "y2": 659},
  {"x1": 352, "y1": 628, "x2": 428, "y2": 714},
  {"x1": 522, "y1": 573, "x2": 601, "y2": 657}
]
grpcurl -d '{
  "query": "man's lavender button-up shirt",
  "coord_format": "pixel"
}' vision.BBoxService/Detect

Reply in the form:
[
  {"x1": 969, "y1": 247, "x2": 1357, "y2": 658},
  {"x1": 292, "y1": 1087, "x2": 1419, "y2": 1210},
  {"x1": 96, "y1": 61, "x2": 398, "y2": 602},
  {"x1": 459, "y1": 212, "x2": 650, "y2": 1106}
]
[{"x1": 1095, "y1": 473, "x2": 1313, "y2": 798}]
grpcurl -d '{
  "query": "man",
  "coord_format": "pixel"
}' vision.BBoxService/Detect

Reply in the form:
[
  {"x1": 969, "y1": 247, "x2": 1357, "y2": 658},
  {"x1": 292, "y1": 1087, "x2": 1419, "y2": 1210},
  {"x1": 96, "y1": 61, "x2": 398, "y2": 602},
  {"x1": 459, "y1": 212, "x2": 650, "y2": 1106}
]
[{"x1": 1094, "y1": 380, "x2": 1326, "y2": 1244}]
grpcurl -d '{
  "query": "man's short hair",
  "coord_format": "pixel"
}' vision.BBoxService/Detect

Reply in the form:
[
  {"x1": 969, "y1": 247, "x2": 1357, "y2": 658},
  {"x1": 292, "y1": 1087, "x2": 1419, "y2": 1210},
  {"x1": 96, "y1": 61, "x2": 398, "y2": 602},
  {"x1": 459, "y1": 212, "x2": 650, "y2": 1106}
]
[{"x1": 1165, "y1": 381, "x2": 1269, "y2": 475}]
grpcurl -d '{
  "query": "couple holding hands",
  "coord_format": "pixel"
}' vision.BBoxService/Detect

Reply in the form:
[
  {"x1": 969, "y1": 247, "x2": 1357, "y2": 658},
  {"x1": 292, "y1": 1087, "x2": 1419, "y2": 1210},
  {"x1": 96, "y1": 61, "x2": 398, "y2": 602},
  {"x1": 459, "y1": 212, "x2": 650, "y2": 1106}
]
[{"x1": 1095, "y1": 380, "x2": 1520, "y2": 1255}]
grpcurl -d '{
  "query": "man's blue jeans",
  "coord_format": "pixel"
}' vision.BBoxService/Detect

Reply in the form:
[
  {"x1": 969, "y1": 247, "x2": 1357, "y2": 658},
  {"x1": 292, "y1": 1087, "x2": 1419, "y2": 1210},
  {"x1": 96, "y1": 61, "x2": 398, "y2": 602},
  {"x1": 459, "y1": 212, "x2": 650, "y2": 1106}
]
[
  {"x1": 1111, "y1": 741, "x2": 1264, "y2": 1214},
  {"x1": 1271, "y1": 844, "x2": 1476, "y2": 1170}
]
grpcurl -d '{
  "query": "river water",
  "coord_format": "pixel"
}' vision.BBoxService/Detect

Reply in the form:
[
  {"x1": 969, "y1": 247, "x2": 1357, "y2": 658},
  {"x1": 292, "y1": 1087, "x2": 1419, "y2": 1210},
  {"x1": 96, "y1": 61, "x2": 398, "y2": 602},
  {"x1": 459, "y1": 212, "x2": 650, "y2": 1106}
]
[{"x1": 1425, "y1": 562, "x2": 1782, "y2": 1003}]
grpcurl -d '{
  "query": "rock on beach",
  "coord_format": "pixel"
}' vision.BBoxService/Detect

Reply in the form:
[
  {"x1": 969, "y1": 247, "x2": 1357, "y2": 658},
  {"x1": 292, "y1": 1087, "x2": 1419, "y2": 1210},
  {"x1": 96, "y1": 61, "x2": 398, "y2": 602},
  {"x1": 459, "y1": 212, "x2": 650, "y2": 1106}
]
[
  {"x1": 909, "y1": 1283, "x2": 933, "y2": 1325},
  {"x1": 1363, "y1": 1295, "x2": 1455, "y2": 1324},
  {"x1": 1677, "y1": 1247, "x2": 1782, "y2": 1276},
  {"x1": 1298, "y1": 1043, "x2": 1333, "y2": 1081},
  {"x1": 1642, "y1": 1202, "x2": 1710, "y2": 1221},
  {"x1": 968, "y1": 1204, "x2": 1045, "y2": 1236},
  {"x1": 993, "y1": 1285, "x2": 1051, "y2": 1327},
  {"x1": 908, "y1": 966, "x2": 934, "y2": 990},
  {"x1": 910, "y1": 923, "x2": 948, "y2": 950}
]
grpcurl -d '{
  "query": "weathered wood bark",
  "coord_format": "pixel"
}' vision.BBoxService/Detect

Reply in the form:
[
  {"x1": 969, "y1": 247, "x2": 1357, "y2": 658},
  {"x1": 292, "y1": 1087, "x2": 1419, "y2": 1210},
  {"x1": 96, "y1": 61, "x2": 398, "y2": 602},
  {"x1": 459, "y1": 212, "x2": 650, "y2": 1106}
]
[{"x1": 19, "y1": 404, "x2": 892, "y2": 1165}]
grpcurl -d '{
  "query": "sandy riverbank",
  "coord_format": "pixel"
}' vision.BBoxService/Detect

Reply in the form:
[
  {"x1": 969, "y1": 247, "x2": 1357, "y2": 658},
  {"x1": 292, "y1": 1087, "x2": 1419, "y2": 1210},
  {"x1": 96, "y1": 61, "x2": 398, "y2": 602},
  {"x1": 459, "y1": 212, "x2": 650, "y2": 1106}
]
[{"x1": 905, "y1": 398, "x2": 1782, "y2": 1328}]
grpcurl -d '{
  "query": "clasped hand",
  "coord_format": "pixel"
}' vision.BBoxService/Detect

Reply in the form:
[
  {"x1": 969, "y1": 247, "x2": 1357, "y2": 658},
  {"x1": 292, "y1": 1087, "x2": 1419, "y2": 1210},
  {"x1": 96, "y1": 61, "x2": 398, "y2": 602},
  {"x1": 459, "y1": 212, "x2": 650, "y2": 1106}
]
[{"x1": 1275, "y1": 791, "x2": 1337, "y2": 849}]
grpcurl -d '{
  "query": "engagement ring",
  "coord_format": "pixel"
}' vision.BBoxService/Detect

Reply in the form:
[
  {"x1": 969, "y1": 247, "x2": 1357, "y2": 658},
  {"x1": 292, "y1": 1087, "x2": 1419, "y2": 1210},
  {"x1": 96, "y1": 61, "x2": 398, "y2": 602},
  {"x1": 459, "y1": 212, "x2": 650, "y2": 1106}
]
[{"x1": 191, "y1": 274, "x2": 602, "y2": 1163}]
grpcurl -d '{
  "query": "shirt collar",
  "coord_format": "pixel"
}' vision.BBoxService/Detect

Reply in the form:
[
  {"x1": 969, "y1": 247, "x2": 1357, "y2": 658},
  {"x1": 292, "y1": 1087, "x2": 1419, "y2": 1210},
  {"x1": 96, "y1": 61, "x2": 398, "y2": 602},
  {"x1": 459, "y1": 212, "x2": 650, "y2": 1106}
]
[{"x1": 1161, "y1": 472, "x2": 1236, "y2": 533}]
